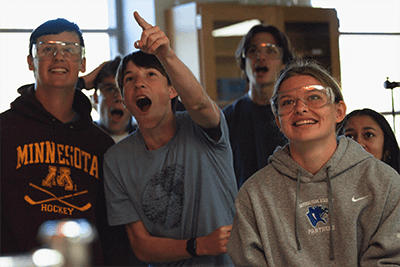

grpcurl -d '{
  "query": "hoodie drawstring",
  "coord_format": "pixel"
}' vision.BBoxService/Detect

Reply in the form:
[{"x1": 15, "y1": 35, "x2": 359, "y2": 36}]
[
  {"x1": 295, "y1": 169, "x2": 335, "y2": 260},
  {"x1": 295, "y1": 171, "x2": 302, "y2": 252},
  {"x1": 326, "y1": 167, "x2": 335, "y2": 260}
]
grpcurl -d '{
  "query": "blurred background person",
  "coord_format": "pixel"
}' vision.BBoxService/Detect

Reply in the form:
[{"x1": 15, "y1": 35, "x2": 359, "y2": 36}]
[
  {"x1": 77, "y1": 56, "x2": 137, "y2": 143},
  {"x1": 223, "y1": 24, "x2": 295, "y2": 189},
  {"x1": 341, "y1": 108, "x2": 400, "y2": 173}
]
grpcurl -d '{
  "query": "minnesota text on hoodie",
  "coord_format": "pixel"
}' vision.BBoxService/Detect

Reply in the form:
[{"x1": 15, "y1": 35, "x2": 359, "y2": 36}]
[{"x1": 1, "y1": 84, "x2": 115, "y2": 257}]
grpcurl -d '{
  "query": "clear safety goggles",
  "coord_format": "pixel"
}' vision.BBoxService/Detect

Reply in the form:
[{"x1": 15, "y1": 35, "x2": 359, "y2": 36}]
[
  {"x1": 97, "y1": 83, "x2": 121, "y2": 97},
  {"x1": 32, "y1": 41, "x2": 85, "y2": 61},
  {"x1": 271, "y1": 85, "x2": 335, "y2": 116},
  {"x1": 242, "y1": 43, "x2": 283, "y2": 60}
]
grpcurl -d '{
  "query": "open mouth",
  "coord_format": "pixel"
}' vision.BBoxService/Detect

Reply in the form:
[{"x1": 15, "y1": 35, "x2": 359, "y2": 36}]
[
  {"x1": 136, "y1": 97, "x2": 152, "y2": 112},
  {"x1": 255, "y1": 66, "x2": 269, "y2": 73},
  {"x1": 111, "y1": 109, "x2": 124, "y2": 117},
  {"x1": 110, "y1": 109, "x2": 124, "y2": 121}
]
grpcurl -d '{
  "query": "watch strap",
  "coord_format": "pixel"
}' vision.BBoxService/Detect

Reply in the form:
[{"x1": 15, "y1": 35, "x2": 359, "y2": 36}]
[{"x1": 186, "y1": 238, "x2": 199, "y2": 257}]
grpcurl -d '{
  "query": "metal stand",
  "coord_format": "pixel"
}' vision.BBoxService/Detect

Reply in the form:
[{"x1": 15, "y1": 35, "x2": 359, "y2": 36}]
[{"x1": 383, "y1": 77, "x2": 400, "y2": 133}]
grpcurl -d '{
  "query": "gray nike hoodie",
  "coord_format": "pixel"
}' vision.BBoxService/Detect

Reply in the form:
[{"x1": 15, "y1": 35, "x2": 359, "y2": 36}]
[{"x1": 227, "y1": 136, "x2": 400, "y2": 266}]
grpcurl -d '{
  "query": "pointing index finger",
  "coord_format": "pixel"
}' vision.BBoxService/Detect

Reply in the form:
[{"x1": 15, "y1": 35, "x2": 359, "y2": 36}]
[{"x1": 133, "y1": 11, "x2": 152, "y2": 30}]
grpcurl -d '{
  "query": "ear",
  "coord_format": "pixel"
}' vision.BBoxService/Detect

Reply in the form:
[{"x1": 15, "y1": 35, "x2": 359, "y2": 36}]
[
  {"x1": 27, "y1": 55, "x2": 35, "y2": 71},
  {"x1": 335, "y1": 101, "x2": 347, "y2": 124},
  {"x1": 80, "y1": 57, "x2": 86, "y2": 73},
  {"x1": 92, "y1": 91, "x2": 99, "y2": 104},
  {"x1": 169, "y1": 86, "x2": 178, "y2": 99},
  {"x1": 275, "y1": 116, "x2": 282, "y2": 131},
  {"x1": 90, "y1": 94, "x2": 98, "y2": 112}
]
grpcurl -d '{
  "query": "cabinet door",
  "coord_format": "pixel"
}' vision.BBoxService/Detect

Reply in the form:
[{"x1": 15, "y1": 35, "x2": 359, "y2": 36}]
[
  {"x1": 278, "y1": 6, "x2": 340, "y2": 81},
  {"x1": 166, "y1": 3, "x2": 340, "y2": 106},
  {"x1": 197, "y1": 3, "x2": 279, "y2": 104}
]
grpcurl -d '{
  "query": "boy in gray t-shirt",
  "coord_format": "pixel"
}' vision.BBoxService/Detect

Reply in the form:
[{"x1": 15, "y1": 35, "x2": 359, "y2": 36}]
[{"x1": 104, "y1": 12, "x2": 237, "y2": 266}]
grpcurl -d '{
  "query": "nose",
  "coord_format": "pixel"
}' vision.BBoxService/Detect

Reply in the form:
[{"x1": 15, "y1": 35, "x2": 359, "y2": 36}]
[
  {"x1": 293, "y1": 97, "x2": 309, "y2": 114},
  {"x1": 52, "y1": 49, "x2": 65, "y2": 61},
  {"x1": 256, "y1": 50, "x2": 267, "y2": 60},
  {"x1": 134, "y1": 77, "x2": 146, "y2": 90},
  {"x1": 355, "y1": 136, "x2": 366, "y2": 148},
  {"x1": 113, "y1": 91, "x2": 124, "y2": 103}
]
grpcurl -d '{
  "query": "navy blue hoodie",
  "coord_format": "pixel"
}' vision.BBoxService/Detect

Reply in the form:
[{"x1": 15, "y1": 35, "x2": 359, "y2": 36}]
[{"x1": 1, "y1": 84, "x2": 116, "y2": 265}]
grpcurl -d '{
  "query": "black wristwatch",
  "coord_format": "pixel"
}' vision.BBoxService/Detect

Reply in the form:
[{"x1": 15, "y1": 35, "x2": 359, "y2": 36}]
[{"x1": 186, "y1": 238, "x2": 199, "y2": 257}]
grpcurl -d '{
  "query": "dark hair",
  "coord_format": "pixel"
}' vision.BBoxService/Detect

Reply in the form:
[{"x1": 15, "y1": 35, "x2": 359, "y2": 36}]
[
  {"x1": 341, "y1": 108, "x2": 400, "y2": 173},
  {"x1": 93, "y1": 56, "x2": 122, "y2": 89},
  {"x1": 271, "y1": 60, "x2": 345, "y2": 131},
  {"x1": 29, "y1": 18, "x2": 84, "y2": 57},
  {"x1": 116, "y1": 51, "x2": 178, "y2": 111},
  {"x1": 236, "y1": 24, "x2": 295, "y2": 81}
]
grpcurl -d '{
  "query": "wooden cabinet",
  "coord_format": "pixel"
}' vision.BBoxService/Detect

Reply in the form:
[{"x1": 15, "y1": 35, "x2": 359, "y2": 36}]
[{"x1": 165, "y1": 2, "x2": 340, "y2": 107}]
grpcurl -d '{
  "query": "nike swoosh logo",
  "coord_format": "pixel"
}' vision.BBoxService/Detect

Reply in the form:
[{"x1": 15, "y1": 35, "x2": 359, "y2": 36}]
[{"x1": 352, "y1": 194, "x2": 372, "y2": 202}]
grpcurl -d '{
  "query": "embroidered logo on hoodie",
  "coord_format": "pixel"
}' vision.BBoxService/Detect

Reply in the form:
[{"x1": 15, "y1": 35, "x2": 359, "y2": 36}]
[{"x1": 306, "y1": 205, "x2": 330, "y2": 227}]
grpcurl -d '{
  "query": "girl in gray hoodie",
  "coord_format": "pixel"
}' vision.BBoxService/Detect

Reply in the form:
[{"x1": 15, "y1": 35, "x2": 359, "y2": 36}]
[{"x1": 227, "y1": 60, "x2": 400, "y2": 266}]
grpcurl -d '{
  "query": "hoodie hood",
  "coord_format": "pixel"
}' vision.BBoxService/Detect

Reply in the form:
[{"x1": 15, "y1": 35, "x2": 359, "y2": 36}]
[
  {"x1": 11, "y1": 83, "x2": 93, "y2": 129},
  {"x1": 268, "y1": 136, "x2": 373, "y2": 183}
]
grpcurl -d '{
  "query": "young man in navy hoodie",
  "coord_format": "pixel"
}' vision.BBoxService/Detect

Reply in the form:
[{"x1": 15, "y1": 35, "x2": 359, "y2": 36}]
[{"x1": 1, "y1": 18, "x2": 127, "y2": 266}]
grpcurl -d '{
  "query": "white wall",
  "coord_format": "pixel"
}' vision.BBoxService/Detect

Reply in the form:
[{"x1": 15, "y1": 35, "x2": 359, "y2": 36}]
[
  {"x1": 113, "y1": 0, "x2": 156, "y2": 56},
  {"x1": 123, "y1": 0, "x2": 156, "y2": 53}
]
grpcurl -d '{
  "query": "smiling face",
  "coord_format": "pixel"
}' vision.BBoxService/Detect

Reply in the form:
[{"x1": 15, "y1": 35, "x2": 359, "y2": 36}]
[
  {"x1": 27, "y1": 31, "x2": 86, "y2": 91},
  {"x1": 96, "y1": 75, "x2": 132, "y2": 135},
  {"x1": 121, "y1": 61, "x2": 177, "y2": 130},
  {"x1": 275, "y1": 75, "x2": 346, "y2": 145},
  {"x1": 343, "y1": 114, "x2": 385, "y2": 160},
  {"x1": 245, "y1": 32, "x2": 284, "y2": 89}
]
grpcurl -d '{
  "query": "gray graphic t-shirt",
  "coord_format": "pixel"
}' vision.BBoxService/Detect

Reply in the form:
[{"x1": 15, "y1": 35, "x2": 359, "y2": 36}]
[{"x1": 104, "y1": 111, "x2": 237, "y2": 266}]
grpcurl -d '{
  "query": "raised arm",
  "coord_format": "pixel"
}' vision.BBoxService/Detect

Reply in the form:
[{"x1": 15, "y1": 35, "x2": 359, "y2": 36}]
[
  {"x1": 79, "y1": 61, "x2": 108, "y2": 89},
  {"x1": 126, "y1": 220, "x2": 232, "y2": 263},
  {"x1": 133, "y1": 11, "x2": 220, "y2": 130}
]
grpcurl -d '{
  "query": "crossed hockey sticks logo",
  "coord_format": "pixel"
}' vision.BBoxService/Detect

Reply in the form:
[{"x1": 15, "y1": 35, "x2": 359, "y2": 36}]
[{"x1": 24, "y1": 183, "x2": 92, "y2": 212}]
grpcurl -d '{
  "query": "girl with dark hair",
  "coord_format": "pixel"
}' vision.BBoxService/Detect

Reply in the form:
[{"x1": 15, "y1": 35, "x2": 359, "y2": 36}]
[{"x1": 341, "y1": 108, "x2": 400, "y2": 173}]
